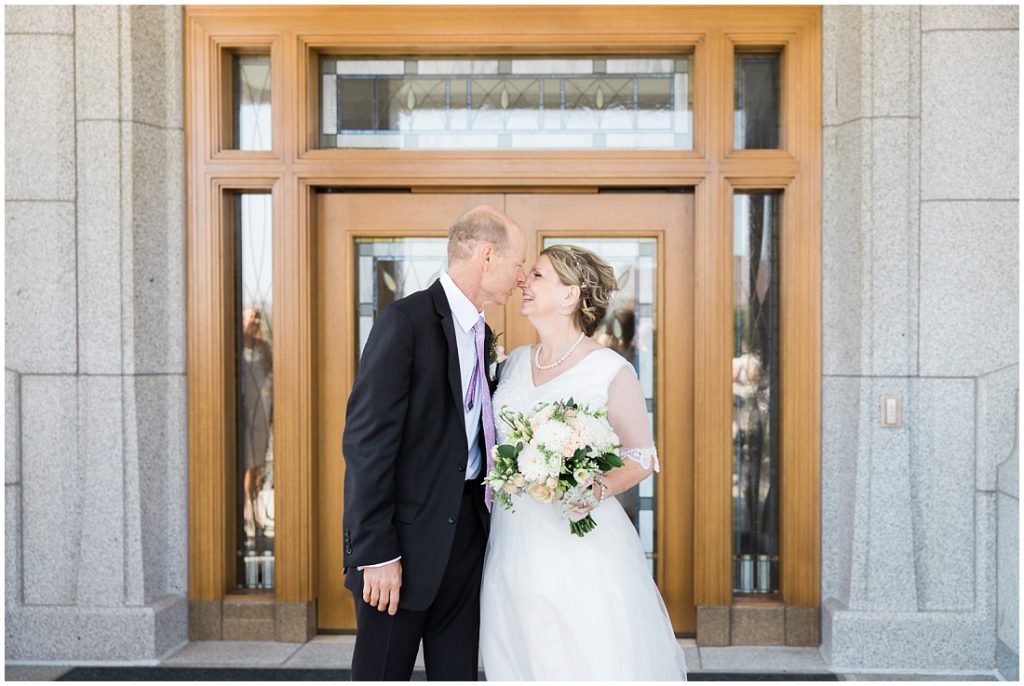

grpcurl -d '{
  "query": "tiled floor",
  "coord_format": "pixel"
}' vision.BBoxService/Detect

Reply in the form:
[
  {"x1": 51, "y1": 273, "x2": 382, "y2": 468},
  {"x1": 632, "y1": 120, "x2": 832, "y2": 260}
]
[{"x1": 4, "y1": 639, "x2": 1001, "y2": 681}]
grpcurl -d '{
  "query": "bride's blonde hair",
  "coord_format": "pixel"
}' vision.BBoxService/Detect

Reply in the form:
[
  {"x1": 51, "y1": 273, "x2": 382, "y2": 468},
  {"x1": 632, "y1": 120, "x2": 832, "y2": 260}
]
[{"x1": 539, "y1": 245, "x2": 617, "y2": 337}]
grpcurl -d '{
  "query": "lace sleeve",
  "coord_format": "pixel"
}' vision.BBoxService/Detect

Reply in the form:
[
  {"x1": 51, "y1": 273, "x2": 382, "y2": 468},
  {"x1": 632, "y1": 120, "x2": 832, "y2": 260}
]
[{"x1": 620, "y1": 446, "x2": 660, "y2": 473}]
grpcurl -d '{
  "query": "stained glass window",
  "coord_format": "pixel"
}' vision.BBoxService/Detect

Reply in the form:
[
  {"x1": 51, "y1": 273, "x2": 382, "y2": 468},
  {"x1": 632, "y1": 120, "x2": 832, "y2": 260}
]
[
  {"x1": 734, "y1": 54, "x2": 780, "y2": 150},
  {"x1": 233, "y1": 54, "x2": 271, "y2": 151},
  {"x1": 320, "y1": 56, "x2": 693, "y2": 150},
  {"x1": 732, "y1": 192, "x2": 780, "y2": 595},
  {"x1": 355, "y1": 238, "x2": 449, "y2": 358},
  {"x1": 233, "y1": 192, "x2": 274, "y2": 591}
]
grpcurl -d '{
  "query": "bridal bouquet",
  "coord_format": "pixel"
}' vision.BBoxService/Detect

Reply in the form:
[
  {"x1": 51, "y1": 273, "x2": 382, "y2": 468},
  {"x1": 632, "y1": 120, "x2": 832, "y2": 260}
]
[{"x1": 484, "y1": 398, "x2": 625, "y2": 537}]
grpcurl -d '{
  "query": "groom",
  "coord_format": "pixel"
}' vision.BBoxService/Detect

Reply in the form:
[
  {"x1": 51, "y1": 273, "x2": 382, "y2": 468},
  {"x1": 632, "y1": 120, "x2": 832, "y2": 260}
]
[{"x1": 342, "y1": 206, "x2": 526, "y2": 680}]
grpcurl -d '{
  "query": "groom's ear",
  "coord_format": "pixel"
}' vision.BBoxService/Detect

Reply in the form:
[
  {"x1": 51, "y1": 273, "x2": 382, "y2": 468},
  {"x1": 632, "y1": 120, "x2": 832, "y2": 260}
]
[{"x1": 478, "y1": 242, "x2": 494, "y2": 269}]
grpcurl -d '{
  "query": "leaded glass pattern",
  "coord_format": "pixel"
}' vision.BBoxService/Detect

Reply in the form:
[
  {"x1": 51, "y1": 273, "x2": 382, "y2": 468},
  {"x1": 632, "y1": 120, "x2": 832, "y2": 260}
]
[
  {"x1": 320, "y1": 56, "x2": 692, "y2": 150},
  {"x1": 734, "y1": 54, "x2": 780, "y2": 150},
  {"x1": 233, "y1": 54, "x2": 271, "y2": 151},
  {"x1": 234, "y1": 193, "x2": 275, "y2": 591},
  {"x1": 355, "y1": 238, "x2": 448, "y2": 357},
  {"x1": 731, "y1": 192, "x2": 780, "y2": 595},
  {"x1": 543, "y1": 237, "x2": 659, "y2": 577}
]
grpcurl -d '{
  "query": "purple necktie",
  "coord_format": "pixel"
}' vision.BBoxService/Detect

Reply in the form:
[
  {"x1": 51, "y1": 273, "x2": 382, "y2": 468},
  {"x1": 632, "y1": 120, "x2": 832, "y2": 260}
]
[{"x1": 466, "y1": 316, "x2": 497, "y2": 511}]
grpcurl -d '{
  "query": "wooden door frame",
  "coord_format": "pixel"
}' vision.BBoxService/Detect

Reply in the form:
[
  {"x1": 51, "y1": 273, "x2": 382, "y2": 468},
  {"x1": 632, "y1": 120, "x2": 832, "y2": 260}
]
[{"x1": 185, "y1": 5, "x2": 821, "y2": 643}]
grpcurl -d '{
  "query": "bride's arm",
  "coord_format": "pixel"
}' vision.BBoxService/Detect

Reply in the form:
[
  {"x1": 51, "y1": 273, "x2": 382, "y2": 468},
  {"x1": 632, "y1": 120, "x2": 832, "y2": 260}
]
[{"x1": 598, "y1": 365, "x2": 657, "y2": 500}]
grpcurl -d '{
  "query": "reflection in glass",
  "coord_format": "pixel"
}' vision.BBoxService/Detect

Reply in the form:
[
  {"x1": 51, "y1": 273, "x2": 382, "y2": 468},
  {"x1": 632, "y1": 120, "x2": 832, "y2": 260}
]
[
  {"x1": 320, "y1": 55, "x2": 693, "y2": 150},
  {"x1": 731, "y1": 192, "x2": 780, "y2": 595},
  {"x1": 233, "y1": 54, "x2": 271, "y2": 150},
  {"x1": 543, "y1": 237, "x2": 658, "y2": 577},
  {"x1": 734, "y1": 54, "x2": 780, "y2": 150},
  {"x1": 234, "y1": 193, "x2": 275, "y2": 590},
  {"x1": 355, "y1": 238, "x2": 449, "y2": 357}
]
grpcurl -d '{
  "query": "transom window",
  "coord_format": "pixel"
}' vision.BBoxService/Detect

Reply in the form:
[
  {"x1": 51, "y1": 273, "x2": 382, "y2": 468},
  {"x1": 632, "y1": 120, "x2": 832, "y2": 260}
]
[{"x1": 318, "y1": 55, "x2": 693, "y2": 150}]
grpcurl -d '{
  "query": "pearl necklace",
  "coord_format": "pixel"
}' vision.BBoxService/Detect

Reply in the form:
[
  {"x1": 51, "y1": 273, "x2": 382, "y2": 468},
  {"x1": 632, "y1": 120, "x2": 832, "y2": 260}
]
[{"x1": 534, "y1": 331, "x2": 587, "y2": 370}]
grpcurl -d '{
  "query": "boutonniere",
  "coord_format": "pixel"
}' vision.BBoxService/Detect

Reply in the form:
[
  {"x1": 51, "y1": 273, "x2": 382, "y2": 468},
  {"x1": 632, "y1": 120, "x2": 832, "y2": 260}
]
[{"x1": 486, "y1": 331, "x2": 507, "y2": 382}]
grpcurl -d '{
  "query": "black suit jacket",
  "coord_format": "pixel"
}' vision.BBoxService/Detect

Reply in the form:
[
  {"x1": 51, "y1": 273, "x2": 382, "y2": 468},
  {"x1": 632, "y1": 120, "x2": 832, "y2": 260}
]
[{"x1": 342, "y1": 279, "x2": 494, "y2": 611}]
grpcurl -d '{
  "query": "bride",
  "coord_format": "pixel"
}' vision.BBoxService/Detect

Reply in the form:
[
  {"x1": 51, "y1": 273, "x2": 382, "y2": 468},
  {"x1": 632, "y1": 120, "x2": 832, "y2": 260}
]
[{"x1": 480, "y1": 245, "x2": 688, "y2": 681}]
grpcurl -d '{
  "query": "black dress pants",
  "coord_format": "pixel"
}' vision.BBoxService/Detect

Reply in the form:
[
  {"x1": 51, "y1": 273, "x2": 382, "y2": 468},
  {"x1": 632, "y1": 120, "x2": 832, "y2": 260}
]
[{"x1": 350, "y1": 479, "x2": 487, "y2": 681}]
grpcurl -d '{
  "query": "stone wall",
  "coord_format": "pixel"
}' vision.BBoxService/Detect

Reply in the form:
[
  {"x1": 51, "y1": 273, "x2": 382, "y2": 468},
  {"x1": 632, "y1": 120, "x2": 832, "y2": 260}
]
[
  {"x1": 821, "y1": 5, "x2": 1018, "y2": 678},
  {"x1": 5, "y1": 5, "x2": 188, "y2": 662}
]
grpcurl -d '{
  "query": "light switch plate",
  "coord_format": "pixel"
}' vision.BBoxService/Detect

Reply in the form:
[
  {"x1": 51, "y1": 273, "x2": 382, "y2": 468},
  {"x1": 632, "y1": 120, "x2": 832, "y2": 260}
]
[{"x1": 880, "y1": 395, "x2": 902, "y2": 427}]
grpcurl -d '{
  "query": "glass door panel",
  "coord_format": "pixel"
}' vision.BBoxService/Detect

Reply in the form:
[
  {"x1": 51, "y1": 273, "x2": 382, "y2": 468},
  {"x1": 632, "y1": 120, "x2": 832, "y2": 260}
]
[
  {"x1": 542, "y1": 236, "x2": 659, "y2": 576},
  {"x1": 354, "y1": 238, "x2": 448, "y2": 357}
]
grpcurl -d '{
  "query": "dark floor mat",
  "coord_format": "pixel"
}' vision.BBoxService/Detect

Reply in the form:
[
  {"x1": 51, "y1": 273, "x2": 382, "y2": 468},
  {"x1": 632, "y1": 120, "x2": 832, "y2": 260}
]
[{"x1": 58, "y1": 666, "x2": 839, "y2": 681}]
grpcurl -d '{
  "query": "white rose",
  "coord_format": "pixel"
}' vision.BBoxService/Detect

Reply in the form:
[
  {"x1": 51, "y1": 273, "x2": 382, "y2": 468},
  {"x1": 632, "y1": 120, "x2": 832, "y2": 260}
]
[
  {"x1": 517, "y1": 443, "x2": 551, "y2": 482},
  {"x1": 528, "y1": 404, "x2": 557, "y2": 432},
  {"x1": 528, "y1": 483, "x2": 555, "y2": 504}
]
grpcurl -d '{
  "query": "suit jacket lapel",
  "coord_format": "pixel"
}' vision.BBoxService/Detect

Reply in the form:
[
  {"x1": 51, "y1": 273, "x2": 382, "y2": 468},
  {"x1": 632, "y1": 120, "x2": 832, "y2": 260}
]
[{"x1": 430, "y1": 280, "x2": 467, "y2": 434}]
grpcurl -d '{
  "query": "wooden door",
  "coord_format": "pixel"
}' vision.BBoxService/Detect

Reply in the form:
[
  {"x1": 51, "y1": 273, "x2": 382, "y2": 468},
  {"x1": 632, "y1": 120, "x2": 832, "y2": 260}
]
[{"x1": 316, "y1": 192, "x2": 694, "y2": 634}]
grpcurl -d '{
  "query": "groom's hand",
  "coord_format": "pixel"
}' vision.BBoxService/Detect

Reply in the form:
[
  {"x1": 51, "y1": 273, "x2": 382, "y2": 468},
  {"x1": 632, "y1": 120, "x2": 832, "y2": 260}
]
[{"x1": 363, "y1": 560, "x2": 402, "y2": 615}]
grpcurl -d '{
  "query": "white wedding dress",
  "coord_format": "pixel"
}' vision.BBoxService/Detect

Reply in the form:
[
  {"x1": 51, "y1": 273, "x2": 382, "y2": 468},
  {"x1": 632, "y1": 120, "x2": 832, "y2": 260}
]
[{"x1": 480, "y1": 345, "x2": 688, "y2": 681}]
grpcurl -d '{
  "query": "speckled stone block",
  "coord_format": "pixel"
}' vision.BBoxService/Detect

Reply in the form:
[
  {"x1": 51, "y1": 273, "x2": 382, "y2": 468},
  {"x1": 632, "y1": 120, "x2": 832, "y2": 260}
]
[
  {"x1": 223, "y1": 599, "x2": 275, "y2": 621},
  {"x1": 821, "y1": 376, "x2": 859, "y2": 605},
  {"x1": 276, "y1": 600, "x2": 317, "y2": 643},
  {"x1": 910, "y1": 377, "x2": 976, "y2": 610},
  {"x1": 997, "y1": 493, "x2": 1018, "y2": 657},
  {"x1": 998, "y1": 436, "x2": 1018, "y2": 499},
  {"x1": 997, "y1": 637, "x2": 1019, "y2": 681},
  {"x1": 7, "y1": 484, "x2": 22, "y2": 609},
  {"x1": 5, "y1": 34, "x2": 75, "y2": 201},
  {"x1": 922, "y1": 5, "x2": 1018, "y2": 30},
  {"x1": 822, "y1": 122, "x2": 864, "y2": 376},
  {"x1": 977, "y1": 365, "x2": 1019, "y2": 492},
  {"x1": 919, "y1": 201, "x2": 1018, "y2": 376},
  {"x1": 5, "y1": 202, "x2": 77, "y2": 374},
  {"x1": 866, "y1": 117, "x2": 919, "y2": 376},
  {"x1": 700, "y1": 645, "x2": 827, "y2": 672},
  {"x1": 922, "y1": 30, "x2": 1018, "y2": 200},
  {"x1": 77, "y1": 120, "x2": 123, "y2": 374},
  {"x1": 153, "y1": 595, "x2": 189, "y2": 660},
  {"x1": 6, "y1": 370, "x2": 21, "y2": 485},
  {"x1": 822, "y1": 6, "x2": 865, "y2": 127},
  {"x1": 824, "y1": 485, "x2": 997, "y2": 671},
  {"x1": 870, "y1": 6, "x2": 920, "y2": 117},
  {"x1": 123, "y1": 123, "x2": 187, "y2": 375},
  {"x1": 189, "y1": 600, "x2": 223, "y2": 641},
  {"x1": 850, "y1": 377, "x2": 917, "y2": 611},
  {"x1": 824, "y1": 606, "x2": 995, "y2": 670},
  {"x1": 75, "y1": 375, "x2": 127, "y2": 606},
  {"x1": 21, "y1": 374, "x2": 78, "y2": 605},
  {"x1": 122, "y1": 6, "x2": 184, "y2": 130},
  {"x1": 697, "y1": 605, "x2": 730, "y2": 646},
  {"x1": 163, "y1": 638, "x2": 304, "y2": 666},
  {"x1": 732, "y1": 605, "x2": 785, "y2": 645},
  {"x1": 132, "y1": 375, "x2": 189, "y2": 602},
  {"x1": 786, "y1": 606, "x2": 820, "y2": 646},
  {"x1": 222, "y1": 616, "x2": 276, "y2": 641},
  {"x1": 74, "y1": 5, "x2": 119, "y2": 120},
  {"x1": 5, "y1": 5, "x2": 73, "y2": 34},
  {"x1": 5, "y1": 602, "x2": 178, "y2": 661}
]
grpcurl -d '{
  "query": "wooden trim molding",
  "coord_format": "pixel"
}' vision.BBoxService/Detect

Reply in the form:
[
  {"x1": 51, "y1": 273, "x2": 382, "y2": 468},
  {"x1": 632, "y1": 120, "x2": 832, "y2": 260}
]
[{"x1": 185, "y1": 5, "x2": 822, "y2": 640}]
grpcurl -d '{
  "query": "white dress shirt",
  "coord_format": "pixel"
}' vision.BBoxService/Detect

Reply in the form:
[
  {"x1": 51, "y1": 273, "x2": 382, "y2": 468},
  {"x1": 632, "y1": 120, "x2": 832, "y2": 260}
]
[
  {"x1": 359, "y1": 273, "x2": 485, "y2": 571},
  {"x1": 438, "y1": 272, "x2": 485, "y2": 482}
]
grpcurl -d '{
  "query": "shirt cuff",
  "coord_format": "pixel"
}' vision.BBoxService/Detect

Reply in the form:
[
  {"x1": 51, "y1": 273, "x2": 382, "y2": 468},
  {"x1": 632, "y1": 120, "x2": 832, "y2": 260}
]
[{"x1": 357, "y1": 556, "x2": 401, "y2": 571}]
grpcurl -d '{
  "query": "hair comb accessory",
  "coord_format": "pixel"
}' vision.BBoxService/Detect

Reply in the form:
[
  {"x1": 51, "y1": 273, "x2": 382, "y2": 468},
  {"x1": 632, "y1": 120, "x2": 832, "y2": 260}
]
[{"x1": 571, "y1": 250, "x2": 596, "y2": 290}]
